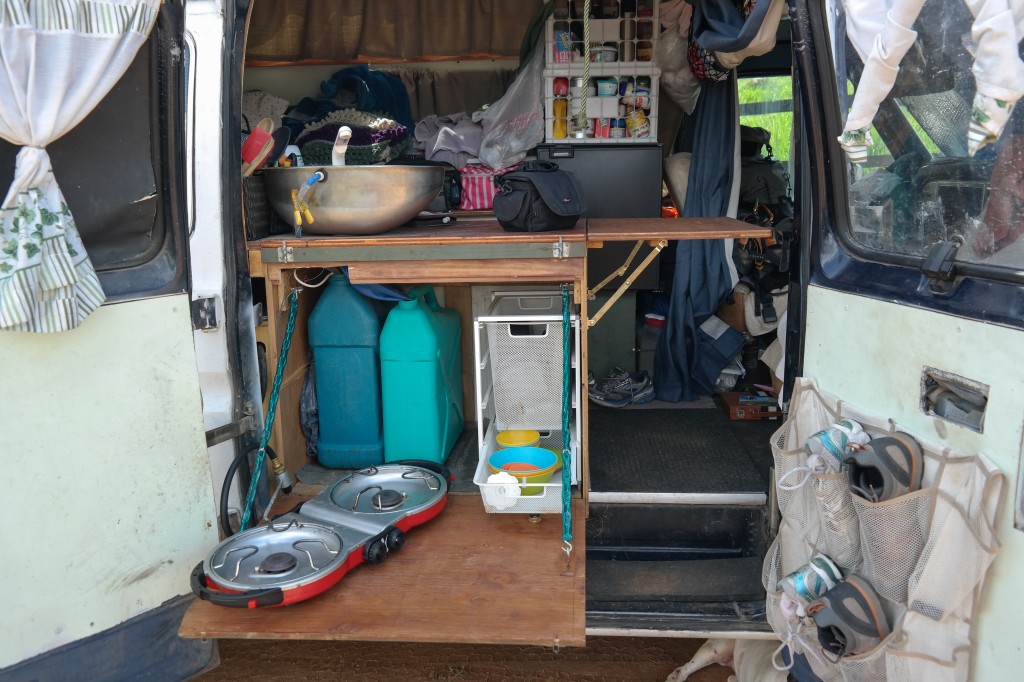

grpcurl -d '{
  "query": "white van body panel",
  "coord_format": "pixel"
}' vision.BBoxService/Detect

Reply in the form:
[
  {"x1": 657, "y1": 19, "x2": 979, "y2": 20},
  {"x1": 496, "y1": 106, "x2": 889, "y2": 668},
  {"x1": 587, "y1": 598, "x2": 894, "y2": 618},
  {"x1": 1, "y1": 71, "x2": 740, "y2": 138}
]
[
  {"x1": 187, "y1": 0, "x2": 241, "y2": 519},
  {"x1": 0, "y1": 296, "x2": 218, "y2": 668},
  {"x1": 804, "y1": 284, "x2": 1024, "y2": 681}
]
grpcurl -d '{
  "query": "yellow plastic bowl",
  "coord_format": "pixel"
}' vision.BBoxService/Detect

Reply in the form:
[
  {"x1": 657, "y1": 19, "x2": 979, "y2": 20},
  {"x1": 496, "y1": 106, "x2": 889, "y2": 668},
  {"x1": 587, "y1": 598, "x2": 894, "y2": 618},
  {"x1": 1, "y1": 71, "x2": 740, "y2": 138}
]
[{"x1": 496, "y1": 429, "x2": 541, "y2": 449}]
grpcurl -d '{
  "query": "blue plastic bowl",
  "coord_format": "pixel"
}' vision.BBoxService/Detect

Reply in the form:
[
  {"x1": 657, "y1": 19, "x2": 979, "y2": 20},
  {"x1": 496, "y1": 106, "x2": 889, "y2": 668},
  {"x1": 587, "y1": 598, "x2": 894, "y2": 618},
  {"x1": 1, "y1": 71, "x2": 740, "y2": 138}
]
[{"x1": 487, "y1": 446, "x2": 560, "y2": 477}]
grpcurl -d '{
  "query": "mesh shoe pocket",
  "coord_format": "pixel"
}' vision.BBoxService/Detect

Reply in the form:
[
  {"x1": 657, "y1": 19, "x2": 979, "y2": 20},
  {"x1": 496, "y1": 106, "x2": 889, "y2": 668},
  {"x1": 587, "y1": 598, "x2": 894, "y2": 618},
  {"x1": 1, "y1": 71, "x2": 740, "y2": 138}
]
[
  {"x1": 812, "y1": 472, "x2": 861, "y2": 571},
  {"x1": 806, "y1": 632, "x2": 899, "y2": 682},
  {"x1": 907, "y1": 489, "x2": 1000, "y2": 621},
  {"x1": 851, "y1": 489, "x2": 934, "y2": 603},
  {"x1": 763, "y1": 536, "x2": 790, "y2": 635},
  {"x1": 774, "y1": 447, "x2": 819, "y2": 544}
]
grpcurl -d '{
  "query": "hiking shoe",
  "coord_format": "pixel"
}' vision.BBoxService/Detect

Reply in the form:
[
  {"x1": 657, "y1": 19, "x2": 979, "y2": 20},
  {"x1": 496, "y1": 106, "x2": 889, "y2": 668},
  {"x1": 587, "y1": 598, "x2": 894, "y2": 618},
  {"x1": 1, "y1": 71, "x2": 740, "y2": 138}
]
[
  {"x1": 845, "y1": 432, "x2": 923, "y2": 502},
  {"x1": 588, "y1": 367, "x2": 654, "y2": 408},
  {"x1": 804, "y1": 418, "x2": 871, "y2": 473},
  {"x1": 808, "y1": 574, "x2": 890, "y2": 657}
]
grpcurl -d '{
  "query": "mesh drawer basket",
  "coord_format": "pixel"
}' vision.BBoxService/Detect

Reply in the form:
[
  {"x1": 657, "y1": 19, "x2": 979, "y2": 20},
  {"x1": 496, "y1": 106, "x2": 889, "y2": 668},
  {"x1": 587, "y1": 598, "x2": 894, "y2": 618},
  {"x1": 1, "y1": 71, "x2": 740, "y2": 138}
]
[{"x1": 478, "y1": 291, "x2": 578, "y2": 431}]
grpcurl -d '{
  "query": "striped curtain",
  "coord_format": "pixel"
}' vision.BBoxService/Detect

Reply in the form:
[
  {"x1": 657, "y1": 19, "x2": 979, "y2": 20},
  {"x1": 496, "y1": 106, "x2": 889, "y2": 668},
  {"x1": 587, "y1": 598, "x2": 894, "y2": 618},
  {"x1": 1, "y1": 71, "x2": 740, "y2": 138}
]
[{"x1": 0, "y1": 0, "x2": 160, "y2": 332}]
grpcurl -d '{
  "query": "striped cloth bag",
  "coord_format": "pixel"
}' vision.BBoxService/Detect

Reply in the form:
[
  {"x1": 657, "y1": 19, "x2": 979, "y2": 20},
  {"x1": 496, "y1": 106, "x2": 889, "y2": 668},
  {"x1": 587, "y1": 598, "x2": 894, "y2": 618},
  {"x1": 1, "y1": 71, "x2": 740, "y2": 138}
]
[{"x1": 458, "y1": 163, "x2": 520, "y2": 211}]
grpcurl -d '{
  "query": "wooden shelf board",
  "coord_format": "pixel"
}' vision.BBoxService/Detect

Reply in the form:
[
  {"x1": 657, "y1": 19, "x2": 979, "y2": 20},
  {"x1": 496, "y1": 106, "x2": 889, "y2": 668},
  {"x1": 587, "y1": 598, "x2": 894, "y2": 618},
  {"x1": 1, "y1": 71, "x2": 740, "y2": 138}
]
[
  {"x1": 586, "y1": 216, "x2": 772, "y2": 244},
  {"x1": 180, "y1": 496, "x2": 586, "y2": 648}
]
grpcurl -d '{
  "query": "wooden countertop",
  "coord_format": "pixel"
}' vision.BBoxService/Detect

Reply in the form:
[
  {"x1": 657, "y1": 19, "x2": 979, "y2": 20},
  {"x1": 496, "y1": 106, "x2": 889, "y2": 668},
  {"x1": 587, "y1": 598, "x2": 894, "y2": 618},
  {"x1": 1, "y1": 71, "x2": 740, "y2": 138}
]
[
  {"x1": 252, "y1": 217, "x2": 586, "y2": 250},
  {"x1": 248, "y1": 215, "x2": 769, "y2": 257}
]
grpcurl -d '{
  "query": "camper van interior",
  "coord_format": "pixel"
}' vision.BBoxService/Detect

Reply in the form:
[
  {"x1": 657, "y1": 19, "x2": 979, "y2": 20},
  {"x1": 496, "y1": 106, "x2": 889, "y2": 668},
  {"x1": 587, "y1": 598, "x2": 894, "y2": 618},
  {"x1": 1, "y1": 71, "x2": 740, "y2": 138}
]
[
  {"x1": 177, "y1": 0, "x2": 796, "y2": 646},
  {"x1": 3, "y1": 1, "x2": 1023, "y2": 681}
]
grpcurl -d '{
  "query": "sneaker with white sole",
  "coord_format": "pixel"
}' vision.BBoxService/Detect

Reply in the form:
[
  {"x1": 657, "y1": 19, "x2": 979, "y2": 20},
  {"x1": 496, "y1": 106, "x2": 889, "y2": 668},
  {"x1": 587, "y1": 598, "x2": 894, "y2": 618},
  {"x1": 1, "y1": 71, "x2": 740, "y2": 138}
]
[
  {"x1": 780, "y1": 554, "x2": 844, "y2": 609},
  {"x1": 808, "y1": 574, "x2": 890, "y2": 657},
  {"x1": 845, "y1": 431, "x2": 924, "y2": 502},
  {"x1": 588, "y1": 367, "x2": 655, "y2": 408},
  {"x1": 804, "y1": 418, "x2": 871, "y2": 473}
]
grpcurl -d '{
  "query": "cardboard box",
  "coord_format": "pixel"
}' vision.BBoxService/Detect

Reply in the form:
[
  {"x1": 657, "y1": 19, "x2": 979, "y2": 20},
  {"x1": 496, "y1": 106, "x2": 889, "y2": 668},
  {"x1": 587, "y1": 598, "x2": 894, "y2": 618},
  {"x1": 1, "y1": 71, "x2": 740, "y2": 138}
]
[
  {"x1": 716, "y1": 285, "x2": 748, "y2": 334},
  {"x1": 719, "y1": 391, "x2": 782, "y2": 421}
]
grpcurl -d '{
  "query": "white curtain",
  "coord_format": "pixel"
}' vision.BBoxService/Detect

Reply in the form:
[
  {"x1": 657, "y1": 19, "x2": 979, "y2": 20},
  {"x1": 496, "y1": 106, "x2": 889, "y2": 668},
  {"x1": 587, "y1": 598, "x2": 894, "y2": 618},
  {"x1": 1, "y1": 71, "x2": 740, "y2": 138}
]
[{"x1": 0, "y1": 0, "x2": 160, "y2": 332}]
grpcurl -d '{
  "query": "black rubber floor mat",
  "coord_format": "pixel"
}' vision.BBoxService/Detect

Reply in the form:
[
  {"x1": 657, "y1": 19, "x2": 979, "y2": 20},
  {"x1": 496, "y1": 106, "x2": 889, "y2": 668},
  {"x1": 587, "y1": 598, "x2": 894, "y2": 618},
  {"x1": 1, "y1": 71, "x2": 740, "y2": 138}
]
[{"x1": 588, "y1": 408, "x2": 766, "y2": 493}]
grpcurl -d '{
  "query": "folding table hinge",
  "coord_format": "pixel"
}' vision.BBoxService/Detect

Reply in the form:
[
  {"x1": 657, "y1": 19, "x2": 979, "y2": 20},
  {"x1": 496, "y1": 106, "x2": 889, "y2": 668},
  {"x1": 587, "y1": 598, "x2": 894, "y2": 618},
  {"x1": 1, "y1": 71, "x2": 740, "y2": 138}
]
[
  {"x1": 552, "y1": 237, "x2": 569, "y2": 259},
  {"x1": 277, "y1": 245, "x2": 295, "y2": 263}
]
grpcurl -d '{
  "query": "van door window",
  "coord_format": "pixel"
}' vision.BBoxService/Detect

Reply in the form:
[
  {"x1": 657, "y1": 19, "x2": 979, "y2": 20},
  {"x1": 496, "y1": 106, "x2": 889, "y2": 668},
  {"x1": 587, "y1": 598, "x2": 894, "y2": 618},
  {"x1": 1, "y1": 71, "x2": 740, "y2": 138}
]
[{"x1": 828, "y1": 0, "x2": 1024, "y2": 271}]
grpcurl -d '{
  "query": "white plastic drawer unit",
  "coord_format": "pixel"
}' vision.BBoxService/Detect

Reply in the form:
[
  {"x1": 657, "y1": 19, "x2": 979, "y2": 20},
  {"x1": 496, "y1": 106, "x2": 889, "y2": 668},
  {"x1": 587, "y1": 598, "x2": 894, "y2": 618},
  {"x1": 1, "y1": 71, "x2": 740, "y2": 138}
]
[{"x1": 473, "y1": 290, "x2": 581, "y2": 514}]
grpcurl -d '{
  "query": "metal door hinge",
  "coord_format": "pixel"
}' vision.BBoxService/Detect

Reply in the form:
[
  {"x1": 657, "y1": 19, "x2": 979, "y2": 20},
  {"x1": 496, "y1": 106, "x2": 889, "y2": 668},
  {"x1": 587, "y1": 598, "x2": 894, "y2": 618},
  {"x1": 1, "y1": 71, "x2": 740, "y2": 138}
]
[
  {"x1": 205, "y1": 401, "x2": 259, "y2": 448},
  {"x1": 277, "y1": 245, "x2": 295, "y2": 263},
  {"x1": 191, "y1": 295, "x2": 219, "y2": 331},
  {"x1": 552, "y1": 237, "x2": 569, "y2": 258}
]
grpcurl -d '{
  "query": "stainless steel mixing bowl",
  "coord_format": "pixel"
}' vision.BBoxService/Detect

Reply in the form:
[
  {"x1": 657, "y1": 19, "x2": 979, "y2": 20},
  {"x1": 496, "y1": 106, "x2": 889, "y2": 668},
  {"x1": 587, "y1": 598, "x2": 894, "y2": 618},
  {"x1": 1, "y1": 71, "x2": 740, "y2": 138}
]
[{"x1": 260, "y1": 165, "x2": 445, "y2": 236}]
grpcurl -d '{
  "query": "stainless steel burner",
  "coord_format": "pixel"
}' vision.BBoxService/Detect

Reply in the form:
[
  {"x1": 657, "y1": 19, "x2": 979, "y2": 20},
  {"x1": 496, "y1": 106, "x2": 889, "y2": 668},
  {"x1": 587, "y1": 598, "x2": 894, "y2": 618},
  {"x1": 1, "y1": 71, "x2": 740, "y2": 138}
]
[
  {"x1": 260, "y1": 552, "x2": 298, "y2": 574},
  {"x1": 372, "y1": 489, "x2": 405, "y2": 511}
]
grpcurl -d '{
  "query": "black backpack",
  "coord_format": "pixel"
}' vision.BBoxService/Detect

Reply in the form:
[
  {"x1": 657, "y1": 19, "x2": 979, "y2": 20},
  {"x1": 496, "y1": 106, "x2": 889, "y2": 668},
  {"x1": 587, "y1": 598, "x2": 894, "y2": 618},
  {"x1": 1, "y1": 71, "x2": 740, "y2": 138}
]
[{"x1": 733, "y1": 126, "x2": 794, "y2": 325}]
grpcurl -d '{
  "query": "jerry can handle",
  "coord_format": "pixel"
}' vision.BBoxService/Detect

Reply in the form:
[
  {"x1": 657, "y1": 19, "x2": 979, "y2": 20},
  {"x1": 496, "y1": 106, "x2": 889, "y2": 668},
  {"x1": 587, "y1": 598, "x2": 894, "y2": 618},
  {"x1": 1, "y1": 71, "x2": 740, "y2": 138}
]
[{"x1": 406, "y1": 284, "x2": 440, "y2": 311}]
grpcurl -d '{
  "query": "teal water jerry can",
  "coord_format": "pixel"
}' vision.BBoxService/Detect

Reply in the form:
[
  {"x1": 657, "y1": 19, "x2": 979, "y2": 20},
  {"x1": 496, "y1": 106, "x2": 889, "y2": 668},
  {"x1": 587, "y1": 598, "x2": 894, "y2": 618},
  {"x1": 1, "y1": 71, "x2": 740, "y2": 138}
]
[
  {"x1": 307, "y1": 272, "x2": 385, "y2": 469},
  {"x1": 380, "y1": 285, "x2": 464, "y2": 465}
]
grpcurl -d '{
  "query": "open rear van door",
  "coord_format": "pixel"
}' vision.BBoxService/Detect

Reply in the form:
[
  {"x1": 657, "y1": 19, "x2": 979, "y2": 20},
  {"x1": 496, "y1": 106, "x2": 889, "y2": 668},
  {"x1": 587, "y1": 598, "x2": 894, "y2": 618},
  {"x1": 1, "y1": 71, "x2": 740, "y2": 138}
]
[
  {"x1": 0, "y1": 2, "x2": 234, "y2": 678},
  {"x1": 785, "y1": 1, "x2": 1024, "y2": 679}
]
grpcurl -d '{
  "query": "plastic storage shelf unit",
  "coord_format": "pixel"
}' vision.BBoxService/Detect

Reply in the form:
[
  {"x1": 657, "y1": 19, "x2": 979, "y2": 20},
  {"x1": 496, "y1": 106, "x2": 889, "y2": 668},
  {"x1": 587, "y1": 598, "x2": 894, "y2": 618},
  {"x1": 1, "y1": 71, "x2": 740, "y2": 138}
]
[
  {"x1": 545, "y1": 0, "x2": 660, "y2": 144},
  {"x1": 473, "y1": 291, "x2": 581, "y2": 514}
]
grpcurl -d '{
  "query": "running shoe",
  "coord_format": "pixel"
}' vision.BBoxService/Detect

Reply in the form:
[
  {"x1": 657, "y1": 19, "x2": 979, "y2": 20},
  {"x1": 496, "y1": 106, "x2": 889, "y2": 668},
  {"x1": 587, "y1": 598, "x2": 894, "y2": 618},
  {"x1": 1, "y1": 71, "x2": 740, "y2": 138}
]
[
  {"x1": 845, "y1": 431, "x2": 923, "y2": 502},
  {"x1": 808, "y1": 574, "x2": 890, "y2": 657},
  {"x1": 804, "y1": 418, "x2": 871, "y2": 473},
  {"x1": 588, "y1": 367, "x2": 655, "y2": 408},
  {"x1": 780, "y1": 554, "x2": 844, "y2": 608}
]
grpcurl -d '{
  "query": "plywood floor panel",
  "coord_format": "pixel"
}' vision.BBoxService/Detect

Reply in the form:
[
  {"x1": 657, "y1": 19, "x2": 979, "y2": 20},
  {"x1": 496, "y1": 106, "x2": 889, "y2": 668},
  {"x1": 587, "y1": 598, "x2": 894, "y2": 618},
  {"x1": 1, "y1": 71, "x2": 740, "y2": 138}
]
[{"x1": 180, "y1": 496, "x2": 586, "y2": 648}]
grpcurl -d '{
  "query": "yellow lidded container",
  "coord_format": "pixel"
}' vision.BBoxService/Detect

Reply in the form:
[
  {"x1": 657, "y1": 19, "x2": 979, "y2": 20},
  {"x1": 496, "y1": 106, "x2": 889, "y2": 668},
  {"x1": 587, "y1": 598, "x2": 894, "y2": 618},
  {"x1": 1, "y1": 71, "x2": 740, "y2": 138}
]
[{"x1": 495, "y1": 429, "x2": 541, "y2": 449}]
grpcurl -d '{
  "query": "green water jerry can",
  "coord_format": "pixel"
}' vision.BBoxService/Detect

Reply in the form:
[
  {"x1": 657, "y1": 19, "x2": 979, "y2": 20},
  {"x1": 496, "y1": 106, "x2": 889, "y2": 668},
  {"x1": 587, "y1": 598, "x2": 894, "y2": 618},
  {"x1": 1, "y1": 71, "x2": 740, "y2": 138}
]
[
  {"x1": 380, "y1": 285, "x2": 464, "y2": 465},
  {"x1": 307, "y1": 273, "x2": 385, "y2": 469}
]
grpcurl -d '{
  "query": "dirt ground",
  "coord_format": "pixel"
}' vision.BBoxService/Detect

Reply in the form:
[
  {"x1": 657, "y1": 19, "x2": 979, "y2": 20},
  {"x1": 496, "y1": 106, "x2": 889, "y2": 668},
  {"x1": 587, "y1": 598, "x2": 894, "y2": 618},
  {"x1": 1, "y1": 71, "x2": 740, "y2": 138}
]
[{"x1": 197, "y1": 636, "x2": 734, "y2": 682}]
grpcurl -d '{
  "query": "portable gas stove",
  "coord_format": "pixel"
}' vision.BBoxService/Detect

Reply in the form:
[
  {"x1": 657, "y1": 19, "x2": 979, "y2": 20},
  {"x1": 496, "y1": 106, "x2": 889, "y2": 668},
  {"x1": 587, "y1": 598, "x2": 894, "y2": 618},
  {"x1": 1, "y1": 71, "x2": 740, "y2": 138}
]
[{"x1": 191, "y1": 463, "x2": 449, "y2": 608}]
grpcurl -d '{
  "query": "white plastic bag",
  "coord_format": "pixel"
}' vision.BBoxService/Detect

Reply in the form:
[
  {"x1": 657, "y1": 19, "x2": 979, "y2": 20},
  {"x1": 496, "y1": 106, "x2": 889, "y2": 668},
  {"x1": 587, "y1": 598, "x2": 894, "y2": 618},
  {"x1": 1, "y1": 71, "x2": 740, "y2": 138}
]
[
  {"x1": 655, "y1": 29, "x2": 701, "y2": 115},
  {"x1": 475, "y1": 41, "x2": 545, "y2": 170}
]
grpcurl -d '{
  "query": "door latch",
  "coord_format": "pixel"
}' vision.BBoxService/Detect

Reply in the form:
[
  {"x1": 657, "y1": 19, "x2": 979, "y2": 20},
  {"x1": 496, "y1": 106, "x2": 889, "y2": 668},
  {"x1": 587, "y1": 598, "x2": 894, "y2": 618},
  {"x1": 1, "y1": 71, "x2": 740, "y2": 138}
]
[{"x1": 921, "y1": 237, "x2": 962, "y2": 294}]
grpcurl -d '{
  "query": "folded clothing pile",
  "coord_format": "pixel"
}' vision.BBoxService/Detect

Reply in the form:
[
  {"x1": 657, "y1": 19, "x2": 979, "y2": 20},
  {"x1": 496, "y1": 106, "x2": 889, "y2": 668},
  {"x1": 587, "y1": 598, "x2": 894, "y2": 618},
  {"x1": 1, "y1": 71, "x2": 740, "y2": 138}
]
[{"x1": 295, "y1": 109, "x2": 410, "y2": 166}]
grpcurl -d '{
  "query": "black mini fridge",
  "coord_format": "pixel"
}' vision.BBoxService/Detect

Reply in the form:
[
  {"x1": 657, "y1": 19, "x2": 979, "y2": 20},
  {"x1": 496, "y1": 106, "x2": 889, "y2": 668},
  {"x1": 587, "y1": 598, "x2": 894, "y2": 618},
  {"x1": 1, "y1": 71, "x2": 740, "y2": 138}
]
[
  {"x1": 534, "y1": 143, "x2": 663, "y2": 290},
  {"x1": 535, "y1": 143, "x2": 664, "y2": 376}
]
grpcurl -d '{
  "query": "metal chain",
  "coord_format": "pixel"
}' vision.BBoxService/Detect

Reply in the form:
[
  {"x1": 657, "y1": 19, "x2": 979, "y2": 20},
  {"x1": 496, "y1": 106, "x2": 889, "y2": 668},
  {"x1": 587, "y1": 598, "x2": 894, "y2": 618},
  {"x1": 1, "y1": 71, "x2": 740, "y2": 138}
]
[
  {"x1": 560, "y1": 285, "x2": 573, "y2": 552},
  {"x1": 240, "y1": 287, "x2": 301, "y2": 531}
]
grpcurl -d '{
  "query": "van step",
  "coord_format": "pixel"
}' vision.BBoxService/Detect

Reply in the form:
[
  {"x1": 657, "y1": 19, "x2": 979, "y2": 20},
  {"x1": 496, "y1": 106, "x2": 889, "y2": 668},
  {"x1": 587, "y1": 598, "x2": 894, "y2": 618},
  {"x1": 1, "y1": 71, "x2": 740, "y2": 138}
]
[
  {"x1": 585, "y1": 555, "x2": 769, "y2": 634},
  {"x1": 585, "y1": 555, "x2": 769, "y2": 633},
  {"x1": 587, "y1": 556, "x2": 766, "y2": 603},
  {"x1": 587, "y1": 503, "x2": 768, "y2": 556}
]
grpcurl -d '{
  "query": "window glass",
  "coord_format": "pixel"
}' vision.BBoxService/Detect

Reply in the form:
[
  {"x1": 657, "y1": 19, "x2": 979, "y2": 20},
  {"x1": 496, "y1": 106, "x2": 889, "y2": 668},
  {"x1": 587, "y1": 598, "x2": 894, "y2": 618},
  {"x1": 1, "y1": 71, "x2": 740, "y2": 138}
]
[
  {"x1": 0, "y1": 20, "x2": 186, "y2": 300},
  {"x1": 739, "y1": 75, "x2": 793, "y2": 163},
  {"x1": 827, "y1": 0, "x2": 1023, "y2": 270}
]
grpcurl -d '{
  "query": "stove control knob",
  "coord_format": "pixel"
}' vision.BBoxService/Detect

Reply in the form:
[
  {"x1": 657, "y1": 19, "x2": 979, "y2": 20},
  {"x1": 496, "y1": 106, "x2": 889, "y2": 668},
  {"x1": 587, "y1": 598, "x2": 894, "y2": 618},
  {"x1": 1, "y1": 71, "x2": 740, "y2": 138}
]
[
  {"x1": 386, "y1": 528, "x2": 406, "y2": 552},
  {"x1": 364, "y1": 539, "x2": 388, "y2": 564}
]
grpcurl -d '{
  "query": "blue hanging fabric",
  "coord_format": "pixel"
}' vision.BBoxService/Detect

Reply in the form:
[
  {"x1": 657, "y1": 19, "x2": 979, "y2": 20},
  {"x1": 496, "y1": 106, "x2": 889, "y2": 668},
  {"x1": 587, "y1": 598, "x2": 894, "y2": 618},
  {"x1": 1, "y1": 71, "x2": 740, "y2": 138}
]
[
  {"x1": 653, "y1": 0, "x2": 780, "y2": 402},
  {"x1": 351, "y1": 283, "x2": 412, "y2": 302},
  {"x1": 654, "y1": 74, "x2": 741, "y2": 402}
]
